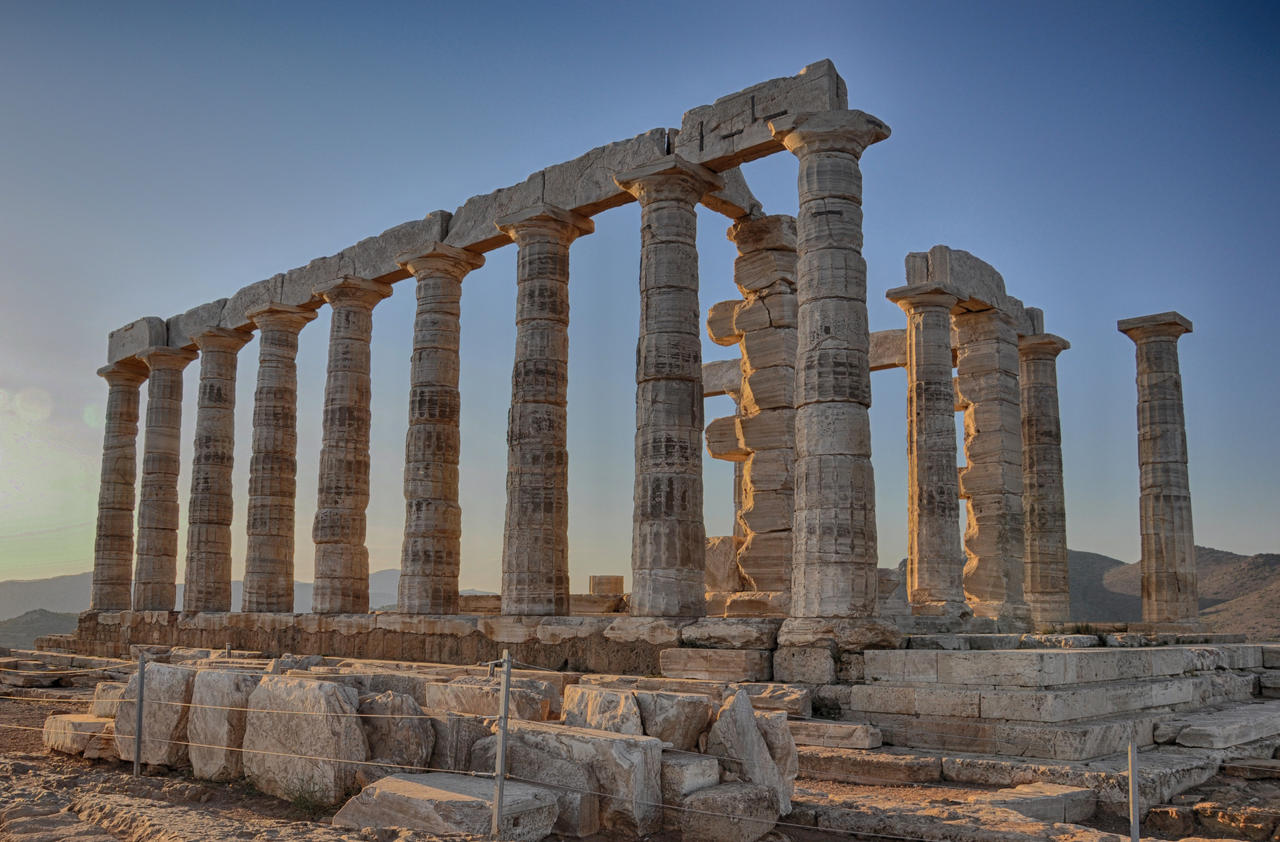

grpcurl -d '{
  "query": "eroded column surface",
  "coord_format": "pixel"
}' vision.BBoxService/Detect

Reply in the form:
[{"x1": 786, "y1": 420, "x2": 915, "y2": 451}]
[
  {"x1": 132, "y1": 346, "x2": 197, "y2": 611},
  {"x1": 770, "y1": 110, "x2": 890, "y2": 619},
  {"x1": 1019, "y1": 333, "x2": 1071, "y2": 626},
  {"x1": 397, "y1": 244, "x2": 484, "y2": 615},
  {"x1": 496, "y1": 205, "x2": 593, "y2": 616},
  {"x1": 954, "y1": 309, "x2": 1028, "y2": 627},
  {"x1": 182, "y1": 328, "x2": 252, "y2": 613},
  {"x1": 887, "y1": 285, "x2": 967, "y2": 617},
  {"x1": 312, "y1": 276, "x2": 392, "y2": 615},
  {"x1": 615, "y1": 157, "x2": 723, "y2": 617},
  {"x1": 90, "y1": 359, "x2": 149, "y2": 611},
  {"x1": 1118, "y1": 312, "x2": 1198, "y2": 627},
  {"x1": 242, "y1": 305, "x2": 316, "y2": 613}
]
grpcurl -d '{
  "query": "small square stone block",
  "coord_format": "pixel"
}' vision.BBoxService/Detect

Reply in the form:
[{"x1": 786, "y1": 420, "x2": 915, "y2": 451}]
[
  {"x1": 589, "y1": 575, "x2": 625, "y2": 596},
  {"x1": 659, "y1": 647, "x2": 771, "y2": 682}
]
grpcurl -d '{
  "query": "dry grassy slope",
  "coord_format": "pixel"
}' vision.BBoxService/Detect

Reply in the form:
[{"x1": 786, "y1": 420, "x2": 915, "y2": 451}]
[{"x1": 1069, "y1": 545, "x2": 1280, "y2": 639}]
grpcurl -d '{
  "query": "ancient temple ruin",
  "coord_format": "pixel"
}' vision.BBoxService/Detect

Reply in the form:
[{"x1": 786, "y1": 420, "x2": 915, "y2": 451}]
[{"x1": 70, "y1": 60, "x2": 1202, "y2": 664}]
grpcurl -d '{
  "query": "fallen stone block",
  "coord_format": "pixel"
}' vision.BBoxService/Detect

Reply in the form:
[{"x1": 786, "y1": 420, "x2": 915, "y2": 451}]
[
  {"x1": 417, "y1": 676, "x2": 550, "y2": 721},
  {"x1": 707, "y1": 690, "x2": 789, "y2": 814},
  {"x1": 679, "y1": 782, "x2": 778, "y2": 842},
  {"x1": 357, "y1": 690, "x2": 434, "y2": 784},
  {"x1": 90, "y1": 681, "x2": 126, "y2": 718},
  {"x1": 562, "y1": 685, "x2": 643, "y2": 735},
  {"x1": 471, "y1": 733, "x2": 598, "y2": 837},
  {"x1": 635, "y1": 689, "x2": 714, "y2": 752},
  {"x1": 504, "y1": 719, "x2": 663, "y2": 836},
  {"x1": 332, "y1": 772, "x2": 557, "y2": 842},
  {"x1": 114, "y1": 662, "x2": 195, "y2": 767},
  {"x1": 754, "y1": 710, "x2": 797, "y2": 811},
  {"x1": 797, "y1": 745, "x2": 942, "y2": 784},
  {"x1": 425, "y1": 710, "x2": 494, "y2": 773},
  {"x1": 43, "y1": 714, "x2": 111, "y2": 756},
  {"x1": 188, "y1": 669, "x2": 262, "y2": 781},
  {"x1": 788, "y1": 720, "x2": 882, "y2": 749},
  {"x1": 660, "y1": 647, "x2": 771, "y2": 682},
  {"x1": 242, "y1": 676, "x2": 369, "y2": 806},
  {"x1": 83, "y1": 719, "x2": 117, "y2": 760},
  {"x1": 660, "y1": 750, "x2": 719, "y2": 829},
  {"x1": 984, "y1": 782, "x2": 1097, "y2": 823},
  {"x1": 733, "y1": 682, "x2": 812, "y2": 717}
]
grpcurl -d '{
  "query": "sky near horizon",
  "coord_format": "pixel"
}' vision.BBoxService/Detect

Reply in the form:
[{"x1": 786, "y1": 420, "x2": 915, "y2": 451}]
[{"x1": 0, "y1": 1, "x2": 1277, "y2": 597}]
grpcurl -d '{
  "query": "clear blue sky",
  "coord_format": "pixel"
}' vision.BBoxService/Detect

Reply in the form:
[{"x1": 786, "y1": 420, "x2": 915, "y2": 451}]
[{"x1": 1, "y1": 1, "x2": 1277, "y2": 594}]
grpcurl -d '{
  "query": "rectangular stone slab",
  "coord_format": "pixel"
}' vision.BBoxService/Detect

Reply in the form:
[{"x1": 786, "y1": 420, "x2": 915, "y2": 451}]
[
  {"x1": 788, "y1": 720, "x2": 882, "y2": 750},
  {"x1": 660, "y1": 648, "x2": 772, "y2": 682},
  {"x1": 1175, "y1": 700, "x2": 1280, "y2": 749}
]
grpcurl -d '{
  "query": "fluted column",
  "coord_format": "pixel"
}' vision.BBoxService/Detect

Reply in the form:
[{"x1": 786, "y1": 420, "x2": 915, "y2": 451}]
[
  {"x1": 954, "y1": 309, "x2": 1029, "y2": 628},
  {"x1": 769, "y1": 110, "x2": 891, "y2": 619},
  {"x1": 496, "y1": 205, "x2": 593, "y2": 616},
  {"x1": 1118, "y1": 312, "x2": 1198, "y2": 627},
  {"x1": 887, "y1": 285, "x2": 967, "y2": 617},
  {"x1": 312, "y1": 276, "x2": 392, "y2": 615},
  {"x1": 133, "y1": 346, "x2": 197, "y2": 611},
  {"x1": 182, "y1": 328, "x2": 252, "y2": 612},
  {"x1": 397, "y1": 244, "x2": 484, "y2": 615},
  {"x1": 242, "y1": 304, "x2": 316, "y2": 613},
  {"x1": 615, "y1": 156, "x2": 723, "y2": 617},
  {"x1": 1019, "y1": 333, "x2": 1071, "y2": 626},
  {"x1": 90, "y1": 359, "x2": 149, "y2": 611}
]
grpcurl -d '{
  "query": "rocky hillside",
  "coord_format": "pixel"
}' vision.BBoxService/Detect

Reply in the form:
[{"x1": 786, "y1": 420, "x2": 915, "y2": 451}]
[{"x1": 0, "y1": 609, "x2": 77, "y2": 650}]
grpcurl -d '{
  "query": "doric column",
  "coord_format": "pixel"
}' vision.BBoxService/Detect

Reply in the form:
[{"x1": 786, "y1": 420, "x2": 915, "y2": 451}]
[
  {"x1": 496, "y1": 205, "x2": 593, "y2": 616},
  {"x1": 396, "y1": 244, "x2": 484, "y2": 615},
  {"x1": 769, "y1": 110, "x2": 890, "y2": 619},
  {"x1": 886, "y1": 284, "x2": 967, "y2": 617},
  {"x1": 954, "y1": 309, "x2": 1029, "y2": 627},
  {"x1": 182, "y1": 328, "x2": 252, "y2": 613},
  {"x1": 1019, "y1": 333, "x2": 1071, "y2": 626},
  {"x1": 615, "y1": 156, "x2": 724, "y2": 618},
  {"x1": 90, "y1": 359, "x2": 149, "y2": 611},
  {"x1": 312, "y1": 276, "x2": 392, "y2": 615},
  {"x1": 242, "y1": 304, "x2": 316, "y2": 613},
  {"x1": 1118, "y1": 312, "x2": 1198, "y2": 627},
  {"x1": 132, "y1": 346, "x2": 197, "y2": 611}
]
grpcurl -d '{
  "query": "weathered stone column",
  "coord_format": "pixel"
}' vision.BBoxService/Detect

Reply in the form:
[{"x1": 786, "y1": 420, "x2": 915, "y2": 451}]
[
  {"x1": 242, "y1": 304, "x2": 316, "y2": 613},
  {"x1": 182, "y1": 328, "x2": 252, "y2": 613},
  {"x1": 954, "y1": 309, "x2": 1029, "y2": 628},
  {"x1": 1019, "y1": 333, "x2": 1071, "y2": 626},
  {"x1": 615, "y1": 156, "x2": 723, "y2": 618},
  {"x1": 397, "y1": 244, "x2": 483, "y2": 615},
  {"x1": 496, "y1": 205, "x2": 593, "y2": 616},
  {"x1": 769, "y1": 110, "x2": 890, "y2": 619},
  {"x1": 90, "y1": 359, "x2": 149, "y2": 611},
  {"x1": 312, "y1": 276, "x2": 392, "y2": 615},
  {"x1": 1118, "y1": 312, "x2": 1198, "y2": 627},
  {"x1": 132, "y1": 346, "x2": 197, "y2": 611},
  {"x1": 887, "y1": 284, "x2": 967, "y2": 618}
]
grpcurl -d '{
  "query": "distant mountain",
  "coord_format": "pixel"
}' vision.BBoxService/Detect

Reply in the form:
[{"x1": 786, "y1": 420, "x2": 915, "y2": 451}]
[{"x1": 0, "y1": 609, "x2": 78, "y2": 650}]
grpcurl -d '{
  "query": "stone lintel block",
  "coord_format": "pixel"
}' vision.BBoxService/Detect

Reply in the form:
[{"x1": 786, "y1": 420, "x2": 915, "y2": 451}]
[
  {"x1": 107, "y1": 316, "x2": 168, "y2": 364},
  {"x1": 862, "y1": 330, "x2": 905, "y2": 374},
  {"x1": 907, "y1": 245, "x2": 1011, "y2": 315},
  {"x1": 1117, "y1": 311, "x2": 1193, "y2": 339},
  {"x1": 659, "y1": 647, "x2": 772, "y2": 682},
  {"x1": 702, "y1": 358, "x2": 742, "y2": 398},
  {"x1": 221, "y1": 275, "x2": 286, "y2": 331},
  {"x1": 704, "y1": 166, "x2": 763, "y2": 220},
  {"x1": 604, "y1": 617, "x2": 692, "y2": 647},
  {"x1": 773, "y1": 646, "x2": 836, "y2": 684},
  {"x1": 788, "y1": 720, "x2": 882, "y2": 750},
  {"x1": 166, "y1": 299, "x2": 228, "y2": 350},
  {"x1": 676, "y1": 59, "x2": 848, "y2": 170}
]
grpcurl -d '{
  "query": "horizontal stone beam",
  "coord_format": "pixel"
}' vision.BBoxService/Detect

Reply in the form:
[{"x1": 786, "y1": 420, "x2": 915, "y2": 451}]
[
  {"x1": 905, "y1": 245, "x2": 1035, "y2": 335},
  {"x1": 702, "y1": 359, "x2": 743, "y2": 397},
  {"x1": 869, "y1": 329, "x2": 907, "y2": 371},
  {"x1": 106, "y1": 317, "x2": 168, "y2": 365}
]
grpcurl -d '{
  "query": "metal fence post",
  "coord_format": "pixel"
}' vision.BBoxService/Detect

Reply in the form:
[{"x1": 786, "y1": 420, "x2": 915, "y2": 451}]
[
  {"x1": 133, "y1": 650, "x2": 146, "y2": 776},
  {"x1": 1128, "y1": 738, "x2": 1140, "y2": 842},
  {"x1": 491, "y1": 649, "x2": 512, "y2": 840}
]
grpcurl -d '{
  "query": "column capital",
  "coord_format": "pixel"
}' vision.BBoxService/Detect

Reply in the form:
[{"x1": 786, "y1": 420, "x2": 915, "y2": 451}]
[
  {"x1": 495, "y1": 203, "x2": 594, "y2": 246},
  {"x1": 769, "y1": 109, "x2": 891, "y2": 158},
  {"x1": 396, "y1": 242, "x2": 485, "y2": 279},
  {"x1": 136, "y1": 345, "x2": 197, "y2": 371},
  {"x1": 1118, "y1": 311, "x2": 1192, "y2": 343},
  {"x1": 315, "y1": 275, "x2": 393, "y2": 309},
  {"x1": 885, "y1": 283, "x2": 961, "y2": 313},
  {"x1": 1019, "y1": 333, "x2": 1071, "y2": 359},
  {"x1": 614, "y1": 155, "x2": 724, "y2": 206},
  {"x1": 726, "y1": 214, "x2": 796, "y2": 254},
  {"x1": 247, "y1": 302, "x2": 318, "y2": 333},
  {"x1": 192, "y1": 326, "x2": 254, "y2": 353},
  {"x1": 97, "y1": 358, "x2": 149, "y2": 386}
]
